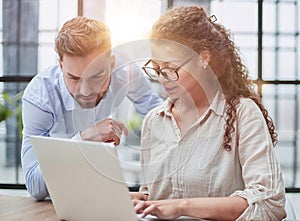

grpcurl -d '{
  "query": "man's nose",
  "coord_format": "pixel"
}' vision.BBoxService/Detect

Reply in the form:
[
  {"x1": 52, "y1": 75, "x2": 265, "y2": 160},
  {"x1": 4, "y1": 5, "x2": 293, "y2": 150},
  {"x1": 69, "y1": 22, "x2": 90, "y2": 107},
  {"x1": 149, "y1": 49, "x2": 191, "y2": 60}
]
[{"x1": 78, "y1": 80, "x2": 93, "y2": 96}]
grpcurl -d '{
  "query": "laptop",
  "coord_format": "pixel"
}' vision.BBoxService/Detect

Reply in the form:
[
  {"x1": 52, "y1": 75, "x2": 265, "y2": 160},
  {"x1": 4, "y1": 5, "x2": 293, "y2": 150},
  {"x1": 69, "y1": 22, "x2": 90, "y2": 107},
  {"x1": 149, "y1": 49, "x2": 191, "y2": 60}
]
[
  {"x1": 30, "y1": 135, "x2": 140, "y2": 221},
  {"x1": 30, "y1": 136, "x2": 200, "y2": 221}
]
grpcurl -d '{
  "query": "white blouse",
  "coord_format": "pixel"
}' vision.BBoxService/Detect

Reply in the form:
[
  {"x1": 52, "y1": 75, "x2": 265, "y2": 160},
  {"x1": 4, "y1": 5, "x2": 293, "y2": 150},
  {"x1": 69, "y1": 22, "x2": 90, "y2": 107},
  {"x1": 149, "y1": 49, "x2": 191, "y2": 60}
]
[{"x1": 140, "y1": 91, "x2": 286, "y2": 220}]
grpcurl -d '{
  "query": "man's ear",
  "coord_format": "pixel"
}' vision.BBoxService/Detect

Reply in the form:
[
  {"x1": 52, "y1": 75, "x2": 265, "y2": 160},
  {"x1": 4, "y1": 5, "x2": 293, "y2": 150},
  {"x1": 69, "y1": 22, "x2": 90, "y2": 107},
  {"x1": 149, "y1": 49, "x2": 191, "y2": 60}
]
[
  {"x1": 110, "y1": 54, "x2": 116, "y2": 70},
  {"x1": 58, "y1": 57, "x2": 63, "y2": 69}
]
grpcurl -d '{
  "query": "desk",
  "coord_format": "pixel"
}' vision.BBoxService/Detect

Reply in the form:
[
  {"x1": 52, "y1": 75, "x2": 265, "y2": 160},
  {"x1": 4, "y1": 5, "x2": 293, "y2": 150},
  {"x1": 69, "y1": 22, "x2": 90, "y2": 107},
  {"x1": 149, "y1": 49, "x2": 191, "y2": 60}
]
[
  {"x1": 0, "y1": 194, "x2": 201, "y2": 221},
  {"x1": 0, "y1": 194, "x2": 60, "y2": 220}
]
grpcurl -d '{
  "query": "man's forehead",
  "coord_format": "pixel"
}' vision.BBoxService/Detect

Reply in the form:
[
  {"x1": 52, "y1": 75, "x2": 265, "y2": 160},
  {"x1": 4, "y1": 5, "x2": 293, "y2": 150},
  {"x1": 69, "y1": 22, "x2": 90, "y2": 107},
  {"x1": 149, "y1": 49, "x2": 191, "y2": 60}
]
[
  {"x1": 63, "y1": 54, "x2": 112, "y2": 78},
  {"x1": 80, "y1": 53, "x2": 112, "y2": 77},
  {"x1": 89, "y1": 51, "x2": 112, "y2": 64}
]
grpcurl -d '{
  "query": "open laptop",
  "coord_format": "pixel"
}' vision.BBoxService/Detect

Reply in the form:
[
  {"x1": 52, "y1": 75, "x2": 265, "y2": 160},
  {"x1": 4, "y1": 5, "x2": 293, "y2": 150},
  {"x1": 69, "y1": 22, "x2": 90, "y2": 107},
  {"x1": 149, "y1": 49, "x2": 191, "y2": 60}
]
[
  {"x1": 30, "y1": 135, "x2": 142, "y2": 221},
  {"x1": 30, "y1": 136, "x2": 199, "y2": 221}
]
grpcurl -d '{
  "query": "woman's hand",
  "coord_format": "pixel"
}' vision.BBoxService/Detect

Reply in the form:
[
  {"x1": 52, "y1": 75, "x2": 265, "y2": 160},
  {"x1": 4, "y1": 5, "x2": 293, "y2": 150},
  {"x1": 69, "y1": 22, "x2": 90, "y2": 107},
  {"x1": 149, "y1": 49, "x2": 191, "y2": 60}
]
[{"x1": 133, "y1": 199, "x2": 184, "y2": 220}]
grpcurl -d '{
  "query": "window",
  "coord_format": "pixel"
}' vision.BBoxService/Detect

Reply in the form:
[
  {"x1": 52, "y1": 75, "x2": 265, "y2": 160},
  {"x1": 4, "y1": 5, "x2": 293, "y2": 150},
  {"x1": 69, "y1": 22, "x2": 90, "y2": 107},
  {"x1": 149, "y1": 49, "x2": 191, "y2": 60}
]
[
  {"x1": 1, "y1": 0, "x2": 299, "y2": 192},
  {"x1": 0, "y1": 0, "x2": 77, "y2": 186}
]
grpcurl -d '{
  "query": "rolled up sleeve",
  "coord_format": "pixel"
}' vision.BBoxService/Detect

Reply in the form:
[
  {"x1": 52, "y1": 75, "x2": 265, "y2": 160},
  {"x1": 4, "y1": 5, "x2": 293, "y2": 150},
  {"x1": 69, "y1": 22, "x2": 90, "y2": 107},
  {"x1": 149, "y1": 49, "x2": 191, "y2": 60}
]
[{"x1": 231, "y1": 100, "x2": 286, "y2": 220}]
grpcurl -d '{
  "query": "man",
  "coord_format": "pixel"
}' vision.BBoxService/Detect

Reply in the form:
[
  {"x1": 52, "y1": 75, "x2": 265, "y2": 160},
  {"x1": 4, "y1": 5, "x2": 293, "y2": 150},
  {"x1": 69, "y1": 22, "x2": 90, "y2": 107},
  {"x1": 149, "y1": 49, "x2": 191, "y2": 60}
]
[{"x1": 21, "y1": 16, "x2": 162, "y2": 200}]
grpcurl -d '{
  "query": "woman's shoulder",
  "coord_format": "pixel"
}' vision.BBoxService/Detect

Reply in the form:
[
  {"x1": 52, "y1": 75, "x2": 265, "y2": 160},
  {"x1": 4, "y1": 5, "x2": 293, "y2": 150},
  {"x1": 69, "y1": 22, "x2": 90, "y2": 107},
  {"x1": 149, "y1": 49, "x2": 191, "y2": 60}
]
[
  {"x1": 238, "y1": 97, "x2": 260, "y2": 109},
  {"x1": 236, "y1": 97, "x2": 264, "y2": 119}
]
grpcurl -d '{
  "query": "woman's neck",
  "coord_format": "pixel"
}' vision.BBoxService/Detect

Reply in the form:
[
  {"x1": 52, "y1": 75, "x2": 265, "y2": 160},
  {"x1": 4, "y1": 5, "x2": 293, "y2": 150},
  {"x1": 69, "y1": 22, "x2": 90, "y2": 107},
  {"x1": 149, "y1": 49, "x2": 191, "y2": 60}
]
[
  {"x1": 173, "y1": 85, "x2": 209, "y2": 112},
  {"x1": 171, "y1": 92, "x2": 209, "y2": 133}
]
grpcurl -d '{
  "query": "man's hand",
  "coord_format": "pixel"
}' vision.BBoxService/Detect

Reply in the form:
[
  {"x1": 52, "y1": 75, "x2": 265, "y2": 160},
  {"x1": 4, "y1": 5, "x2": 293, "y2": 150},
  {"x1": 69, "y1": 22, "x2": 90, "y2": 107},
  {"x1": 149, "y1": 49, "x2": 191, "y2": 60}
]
[{"x1": 80, "y1": 118, "x2": 128, "y2": 146}]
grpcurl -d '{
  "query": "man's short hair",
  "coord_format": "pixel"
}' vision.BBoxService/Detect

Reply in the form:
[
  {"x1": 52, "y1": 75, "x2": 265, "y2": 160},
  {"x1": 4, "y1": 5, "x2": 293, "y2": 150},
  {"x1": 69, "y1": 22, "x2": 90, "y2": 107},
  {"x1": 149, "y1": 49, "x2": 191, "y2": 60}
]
[{"x1": 55, "y1": 16, "x2": 111, "y2": 60}]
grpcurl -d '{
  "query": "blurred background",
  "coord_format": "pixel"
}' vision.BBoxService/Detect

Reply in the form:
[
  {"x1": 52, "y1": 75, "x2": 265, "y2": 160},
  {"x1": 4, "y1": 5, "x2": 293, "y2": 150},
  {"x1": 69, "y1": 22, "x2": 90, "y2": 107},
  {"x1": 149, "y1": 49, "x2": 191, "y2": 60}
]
[{"x1": 0, "y1": 0, "x2": 299, "y2": 194}]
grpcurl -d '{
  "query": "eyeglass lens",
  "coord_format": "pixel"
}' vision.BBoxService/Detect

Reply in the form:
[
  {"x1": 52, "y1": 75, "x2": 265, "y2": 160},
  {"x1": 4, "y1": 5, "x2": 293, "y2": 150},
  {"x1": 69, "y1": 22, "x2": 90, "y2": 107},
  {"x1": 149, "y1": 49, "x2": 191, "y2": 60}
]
[{"x1": 144, "y1": 67, "x2": 178, "y2": 81}]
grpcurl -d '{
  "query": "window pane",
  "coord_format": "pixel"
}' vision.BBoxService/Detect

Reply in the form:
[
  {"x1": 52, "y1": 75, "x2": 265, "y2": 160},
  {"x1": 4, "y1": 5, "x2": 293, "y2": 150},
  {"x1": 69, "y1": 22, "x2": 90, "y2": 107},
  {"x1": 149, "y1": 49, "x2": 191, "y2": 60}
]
[
  {"x1": 39, "y1": 0, "x2": 59, "y2": 30},
  {"x1": 262, "y1": 84, "x2": 300, "y2": 187},
  {"x1": 262, "y1": 50, "x2": 276, "y2": 79},
  {"x1": 0, "y1": 83, "x2": 25, "y2": 184},
  {"x1": 211, "y1": 2, "x2": 257, "y2": 32},
  {"x1": 263, "y1": 3, "x2": 276, "y2": 33},
  {"x1": 278, "y1": 51, "x2": 296, "y2": 80},
  {"x1": 279, "y1": 3, "x2": 296, "y2": 33}
]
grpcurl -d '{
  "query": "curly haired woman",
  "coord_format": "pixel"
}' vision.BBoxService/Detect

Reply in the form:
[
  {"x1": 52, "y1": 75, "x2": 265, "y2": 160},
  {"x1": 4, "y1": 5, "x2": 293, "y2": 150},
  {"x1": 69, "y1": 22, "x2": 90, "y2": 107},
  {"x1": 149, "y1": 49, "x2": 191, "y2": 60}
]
[{"x1": 131, "y1": 6, "x2": 286, "y2": 221}]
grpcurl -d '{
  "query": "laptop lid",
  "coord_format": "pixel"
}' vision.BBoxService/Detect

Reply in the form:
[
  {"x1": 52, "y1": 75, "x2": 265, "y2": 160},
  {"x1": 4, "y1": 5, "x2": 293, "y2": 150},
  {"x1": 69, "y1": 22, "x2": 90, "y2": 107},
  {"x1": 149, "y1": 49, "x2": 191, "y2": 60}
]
[{"x1": 30, "y1": 135, "x2": 138, "y2": 221}]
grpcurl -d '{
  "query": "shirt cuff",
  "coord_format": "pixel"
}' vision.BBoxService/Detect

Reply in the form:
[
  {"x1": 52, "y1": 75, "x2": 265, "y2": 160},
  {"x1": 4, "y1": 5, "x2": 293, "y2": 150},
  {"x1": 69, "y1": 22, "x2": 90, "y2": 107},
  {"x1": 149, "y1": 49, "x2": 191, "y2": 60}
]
[
  {"x1": 71, "y1": 132, "x2": 83, "y2": 141},
  {"x1": 139, "y1": 185, "x2": 149, "y2": 195}
]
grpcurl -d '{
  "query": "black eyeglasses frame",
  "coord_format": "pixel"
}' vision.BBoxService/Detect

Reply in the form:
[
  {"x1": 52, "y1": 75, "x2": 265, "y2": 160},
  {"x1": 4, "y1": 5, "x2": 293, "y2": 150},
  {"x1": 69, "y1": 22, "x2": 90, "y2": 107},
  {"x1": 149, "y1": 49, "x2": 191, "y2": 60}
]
[{"x1": 142, "y1": 56, "x2": 194, "y2": 81}]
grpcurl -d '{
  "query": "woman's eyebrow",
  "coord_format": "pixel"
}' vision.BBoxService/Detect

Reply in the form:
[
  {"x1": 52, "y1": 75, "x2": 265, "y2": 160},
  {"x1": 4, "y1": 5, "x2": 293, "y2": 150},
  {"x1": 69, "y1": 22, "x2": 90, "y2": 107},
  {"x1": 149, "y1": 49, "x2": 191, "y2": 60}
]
[{"x1": 152, "y1": 59, "x2": 182, "y2": 67}]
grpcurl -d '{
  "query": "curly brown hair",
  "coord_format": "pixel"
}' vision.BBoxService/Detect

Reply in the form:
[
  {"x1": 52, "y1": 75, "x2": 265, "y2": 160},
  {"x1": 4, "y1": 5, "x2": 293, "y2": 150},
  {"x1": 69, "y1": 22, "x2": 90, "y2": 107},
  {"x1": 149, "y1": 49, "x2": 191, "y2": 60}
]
[
  {"x1": 55, "y1": 16, "x2": 111, "y2": 60},
  {"x1": 150, "y1": 6, "x2": 277, "y2": 150}
]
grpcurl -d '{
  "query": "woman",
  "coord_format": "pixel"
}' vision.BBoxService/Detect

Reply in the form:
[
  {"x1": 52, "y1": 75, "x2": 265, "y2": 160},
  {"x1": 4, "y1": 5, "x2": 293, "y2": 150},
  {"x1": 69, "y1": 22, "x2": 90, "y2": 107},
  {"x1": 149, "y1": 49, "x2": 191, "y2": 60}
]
[{"x1": 132, "y1": 6, "x2": 286, "y2": 221}]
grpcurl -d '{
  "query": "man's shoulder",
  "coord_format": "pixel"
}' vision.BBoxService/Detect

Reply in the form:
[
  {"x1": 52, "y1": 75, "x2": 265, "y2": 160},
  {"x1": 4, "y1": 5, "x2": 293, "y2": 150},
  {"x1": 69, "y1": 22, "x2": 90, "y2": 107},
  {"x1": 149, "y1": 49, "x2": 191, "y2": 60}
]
[
  {"x1": 111, "y1": 49, "x2": 142, "y2": 79},
  {"x1": 23, "y1": 65, "x2": 62, "y2": 103},
  {"x1": 27, "y1": 64, "x2": 61, "y2": 87}
]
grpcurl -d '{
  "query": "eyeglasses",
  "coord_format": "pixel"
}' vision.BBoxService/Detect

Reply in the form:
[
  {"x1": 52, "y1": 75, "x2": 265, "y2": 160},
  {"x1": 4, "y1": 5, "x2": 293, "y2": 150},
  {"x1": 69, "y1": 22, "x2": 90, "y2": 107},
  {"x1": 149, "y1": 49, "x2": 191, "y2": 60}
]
[{"x1": 142, "y1": 56, "x2": 194, "y2": 81}]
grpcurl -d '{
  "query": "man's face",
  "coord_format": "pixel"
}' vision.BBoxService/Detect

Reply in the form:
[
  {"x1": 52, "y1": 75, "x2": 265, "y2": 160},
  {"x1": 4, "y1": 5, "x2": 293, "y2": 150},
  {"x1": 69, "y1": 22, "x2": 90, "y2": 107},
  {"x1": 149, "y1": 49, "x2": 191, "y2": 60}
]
[{"x1": 59, "y1": 50, "x2": 115, "y2": 108}]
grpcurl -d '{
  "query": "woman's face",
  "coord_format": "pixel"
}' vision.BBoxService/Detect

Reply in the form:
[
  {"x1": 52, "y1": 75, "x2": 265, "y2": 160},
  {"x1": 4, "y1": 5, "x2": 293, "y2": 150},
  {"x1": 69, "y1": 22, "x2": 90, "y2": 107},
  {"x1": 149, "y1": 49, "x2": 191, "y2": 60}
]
[{"x1": 151, "y1": 43, "x2": 202, "y2": 99}]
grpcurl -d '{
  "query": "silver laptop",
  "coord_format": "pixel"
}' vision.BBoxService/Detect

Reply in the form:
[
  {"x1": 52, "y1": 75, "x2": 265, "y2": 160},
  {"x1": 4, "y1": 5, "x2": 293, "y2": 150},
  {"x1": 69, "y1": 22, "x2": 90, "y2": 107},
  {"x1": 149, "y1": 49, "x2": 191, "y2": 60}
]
[{"x1": 30, "y1": 135, "x2": 140, "y2": 221}]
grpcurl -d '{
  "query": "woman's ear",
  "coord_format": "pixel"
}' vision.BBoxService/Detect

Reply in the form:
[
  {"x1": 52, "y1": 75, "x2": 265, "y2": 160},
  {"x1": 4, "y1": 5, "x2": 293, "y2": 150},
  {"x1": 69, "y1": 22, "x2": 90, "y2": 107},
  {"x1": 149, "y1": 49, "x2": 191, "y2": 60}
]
[{"x1": 199, "y1": 50, "x2": 210, "y2": 69}]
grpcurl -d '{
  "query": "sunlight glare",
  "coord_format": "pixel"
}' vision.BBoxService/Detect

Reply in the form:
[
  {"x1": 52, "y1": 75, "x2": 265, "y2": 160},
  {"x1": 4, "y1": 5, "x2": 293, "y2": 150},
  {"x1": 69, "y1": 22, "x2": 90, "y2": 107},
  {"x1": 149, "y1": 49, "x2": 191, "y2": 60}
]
[{"x1": 105, "y1": 0, "x2": 161, "y2": 46}]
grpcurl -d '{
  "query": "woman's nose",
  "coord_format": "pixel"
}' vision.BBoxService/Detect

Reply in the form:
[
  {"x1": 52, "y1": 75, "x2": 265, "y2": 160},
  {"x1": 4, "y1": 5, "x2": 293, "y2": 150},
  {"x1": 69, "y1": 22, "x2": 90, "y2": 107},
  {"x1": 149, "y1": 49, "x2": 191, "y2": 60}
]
[{"x1": 158, "y1": 73, "x2": 169, "y2": 83}]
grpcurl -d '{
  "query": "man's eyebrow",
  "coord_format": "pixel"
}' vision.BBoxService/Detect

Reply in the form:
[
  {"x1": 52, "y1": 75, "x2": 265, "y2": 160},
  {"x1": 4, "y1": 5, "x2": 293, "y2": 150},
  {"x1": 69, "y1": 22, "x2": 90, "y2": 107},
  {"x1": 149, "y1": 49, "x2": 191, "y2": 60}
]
[
  {"x1": 86, "y1": 70, "x2": 106, "y2": 79},
  {"x1": 66, "y1": 72, "x2": 80, "y2": 79},
  {"x1": 92, "y1": 70, "x2": 105, "y2": 76}
]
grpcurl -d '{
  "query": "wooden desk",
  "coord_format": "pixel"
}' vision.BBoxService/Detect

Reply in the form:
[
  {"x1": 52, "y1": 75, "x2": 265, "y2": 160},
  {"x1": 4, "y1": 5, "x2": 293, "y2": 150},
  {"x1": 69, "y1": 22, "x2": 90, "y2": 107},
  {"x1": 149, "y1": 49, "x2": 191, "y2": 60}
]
[
  {"x1": 0, "y1": 194, "x2": 60, "y2": 220},
  {"x1": 0, "y1": 194, "x2": 201, "y2": 221}
]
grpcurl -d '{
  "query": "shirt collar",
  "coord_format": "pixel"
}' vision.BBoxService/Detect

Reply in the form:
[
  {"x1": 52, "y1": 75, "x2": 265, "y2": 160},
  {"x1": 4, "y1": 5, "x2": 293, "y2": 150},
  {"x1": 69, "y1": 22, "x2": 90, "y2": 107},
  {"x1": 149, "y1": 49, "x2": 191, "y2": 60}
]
[
  {"x1": 209, "y1": 90, "x2": 226, "y2": 116},
  {"x1": 156, "y1": 91, "x2": 226, "y2": 117},
  {"x1": 155, "y1": 98, "x2": 173, "y2": 117}
]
